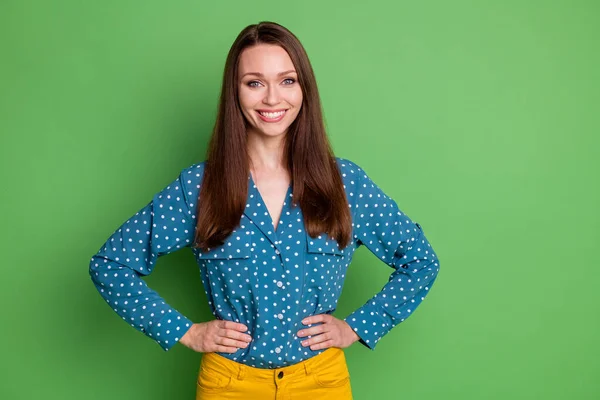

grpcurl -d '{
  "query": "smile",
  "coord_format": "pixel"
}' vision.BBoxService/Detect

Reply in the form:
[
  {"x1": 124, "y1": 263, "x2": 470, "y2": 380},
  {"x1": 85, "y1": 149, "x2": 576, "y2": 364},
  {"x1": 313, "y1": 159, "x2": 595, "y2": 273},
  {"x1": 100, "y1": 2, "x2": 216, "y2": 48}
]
[{"x1": 256, "y1": 109, "x2": 287, "y2": 122}]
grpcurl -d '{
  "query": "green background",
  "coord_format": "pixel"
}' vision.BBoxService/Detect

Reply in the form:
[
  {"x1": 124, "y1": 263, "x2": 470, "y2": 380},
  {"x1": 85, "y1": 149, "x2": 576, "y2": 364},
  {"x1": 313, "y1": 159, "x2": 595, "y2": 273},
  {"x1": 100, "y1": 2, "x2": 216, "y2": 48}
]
[{"x1": 1, "y1": 0, "x2": 598, "y2": 399}]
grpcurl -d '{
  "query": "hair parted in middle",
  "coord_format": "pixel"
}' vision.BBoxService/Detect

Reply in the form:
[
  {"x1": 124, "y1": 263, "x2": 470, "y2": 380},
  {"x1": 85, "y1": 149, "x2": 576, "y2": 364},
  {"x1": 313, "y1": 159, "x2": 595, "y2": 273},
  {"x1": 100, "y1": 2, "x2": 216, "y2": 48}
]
[{"x1": 193, "y1": 21, "x2": 352, "y2": 251}]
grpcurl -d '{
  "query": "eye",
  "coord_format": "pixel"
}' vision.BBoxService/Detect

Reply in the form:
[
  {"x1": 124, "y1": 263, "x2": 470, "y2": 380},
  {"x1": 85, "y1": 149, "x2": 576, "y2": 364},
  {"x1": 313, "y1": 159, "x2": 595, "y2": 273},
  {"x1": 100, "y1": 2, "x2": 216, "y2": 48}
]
[
  {"x1": 247, "y1": 81, "x2": 262, "y2": 88},
  {"x1": 282, "y1": 78, "x2": 296, "y2": 85}
]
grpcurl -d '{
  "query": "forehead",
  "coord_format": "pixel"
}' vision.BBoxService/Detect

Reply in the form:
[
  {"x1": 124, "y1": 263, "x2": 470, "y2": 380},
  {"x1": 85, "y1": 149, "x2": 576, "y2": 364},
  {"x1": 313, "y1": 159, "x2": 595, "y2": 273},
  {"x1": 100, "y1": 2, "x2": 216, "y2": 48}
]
[{"x1": 238, "y1": 44, "x2": 296, "y2": 76}]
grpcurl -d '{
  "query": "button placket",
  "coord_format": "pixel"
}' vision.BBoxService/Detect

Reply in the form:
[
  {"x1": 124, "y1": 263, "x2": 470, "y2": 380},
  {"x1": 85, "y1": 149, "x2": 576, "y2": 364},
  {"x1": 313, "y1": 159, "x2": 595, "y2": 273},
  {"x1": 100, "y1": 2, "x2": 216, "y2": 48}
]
[{"x1": 275, "y1": 274, "x2": 286, "y2": 327}]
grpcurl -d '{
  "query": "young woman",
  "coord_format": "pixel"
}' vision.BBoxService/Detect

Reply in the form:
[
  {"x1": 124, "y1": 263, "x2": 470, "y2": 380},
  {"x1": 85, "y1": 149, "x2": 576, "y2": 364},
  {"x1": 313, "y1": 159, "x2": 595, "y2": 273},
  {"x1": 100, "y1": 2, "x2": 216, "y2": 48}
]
[{"x1": 89, "y1": 21, "x2": 441, "y2": 400}]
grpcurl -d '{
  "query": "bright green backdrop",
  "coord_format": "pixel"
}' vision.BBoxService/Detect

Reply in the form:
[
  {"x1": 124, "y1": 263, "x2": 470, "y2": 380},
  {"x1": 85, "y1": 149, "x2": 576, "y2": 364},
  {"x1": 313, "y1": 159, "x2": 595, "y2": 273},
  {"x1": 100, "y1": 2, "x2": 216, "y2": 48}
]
[{"x1": 1, "y1": 0, "x2": 598, "y2": 399}]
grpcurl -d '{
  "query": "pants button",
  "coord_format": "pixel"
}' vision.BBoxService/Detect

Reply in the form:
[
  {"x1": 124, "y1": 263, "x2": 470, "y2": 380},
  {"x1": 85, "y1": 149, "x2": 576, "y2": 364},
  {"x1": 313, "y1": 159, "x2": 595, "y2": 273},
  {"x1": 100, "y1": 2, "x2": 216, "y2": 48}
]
[{"x1": 278, "y1": 371, "x2": 284, "y2": 379}]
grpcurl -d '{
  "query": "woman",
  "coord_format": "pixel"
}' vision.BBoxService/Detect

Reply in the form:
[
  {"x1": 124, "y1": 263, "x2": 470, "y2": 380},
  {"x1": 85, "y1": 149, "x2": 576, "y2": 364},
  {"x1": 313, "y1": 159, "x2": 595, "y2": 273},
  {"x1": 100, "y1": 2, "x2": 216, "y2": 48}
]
[{"x1": 89, "y1": 21, "x2": 441, "y2": 399}]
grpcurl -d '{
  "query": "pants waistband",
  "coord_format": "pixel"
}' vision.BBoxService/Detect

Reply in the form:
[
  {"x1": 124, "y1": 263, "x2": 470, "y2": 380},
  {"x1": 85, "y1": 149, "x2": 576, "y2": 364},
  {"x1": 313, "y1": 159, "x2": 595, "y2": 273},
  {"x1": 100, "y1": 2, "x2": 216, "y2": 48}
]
[{"x1": 200, "y1": 347, "x2": 346, "y2": 383}]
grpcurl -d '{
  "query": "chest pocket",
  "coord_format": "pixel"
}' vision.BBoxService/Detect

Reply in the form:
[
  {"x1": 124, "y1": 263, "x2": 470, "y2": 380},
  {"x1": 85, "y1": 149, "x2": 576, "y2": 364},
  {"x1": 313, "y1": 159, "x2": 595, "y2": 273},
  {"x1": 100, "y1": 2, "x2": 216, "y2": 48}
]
[
  {"x1": 196, "y1": 234, "x2": 253, "y2": 270},
  {"x1": 195, "y1": 233, "x2": 254, "y2": 304},
  {"x1": 306, "y1": 233, "x2": 344, "y2": 256},
  {"x1": 305, "y1": 232, "x2": 346, "y2": 311},
  {"x1": 305, "y1": 232, "x2": 345, "y2": 266}
]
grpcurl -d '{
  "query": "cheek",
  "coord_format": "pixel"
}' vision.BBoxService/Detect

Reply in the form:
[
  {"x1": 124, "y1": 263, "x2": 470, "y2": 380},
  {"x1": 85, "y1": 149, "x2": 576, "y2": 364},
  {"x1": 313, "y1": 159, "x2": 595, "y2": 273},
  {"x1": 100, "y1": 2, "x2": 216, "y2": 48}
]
[
  {"x1": 289, "y1": 89, "x2": 303, "y2": 107},
  {"x1": 238, "y1": 88, "x2": 260, "y2": 110},
  {"x1": 287, "y1": 103, "x2": 302, "y2": 123}
]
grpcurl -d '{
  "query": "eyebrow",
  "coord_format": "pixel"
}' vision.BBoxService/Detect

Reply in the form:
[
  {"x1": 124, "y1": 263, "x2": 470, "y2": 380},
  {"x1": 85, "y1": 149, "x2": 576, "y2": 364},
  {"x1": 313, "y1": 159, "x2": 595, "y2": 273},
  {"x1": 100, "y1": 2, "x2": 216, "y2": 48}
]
[{"x1": 241, "y1": 70, "x2": 297, "y2": 78}]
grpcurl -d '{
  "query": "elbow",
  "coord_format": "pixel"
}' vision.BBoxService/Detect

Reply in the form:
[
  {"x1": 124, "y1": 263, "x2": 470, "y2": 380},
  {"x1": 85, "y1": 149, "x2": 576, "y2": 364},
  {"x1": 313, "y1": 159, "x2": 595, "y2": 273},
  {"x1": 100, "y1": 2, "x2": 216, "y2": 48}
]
[
  {"x1": 88, "y1": 254, "x2": 107, "y2": 286},
  {"x1": 426, "y1": 257, "x2": 441, "y2": 287},
  {"x1": 428, "y1": 256, "x2": 440, "y2": 281}
]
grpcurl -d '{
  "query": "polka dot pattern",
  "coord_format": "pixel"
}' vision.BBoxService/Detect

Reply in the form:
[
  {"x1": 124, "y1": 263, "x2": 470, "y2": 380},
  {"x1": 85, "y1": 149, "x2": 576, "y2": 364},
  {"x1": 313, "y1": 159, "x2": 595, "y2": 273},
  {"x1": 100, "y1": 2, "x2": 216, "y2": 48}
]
[
  {"x1": 89, "y1": 158, "x2": 440, "y2": 368},
  {"x1": 88, "y1": 174, "x2": 196, "y2": 351},
  {"x1": 340, "y1": 159, "x2": 441, "y2": 350}
]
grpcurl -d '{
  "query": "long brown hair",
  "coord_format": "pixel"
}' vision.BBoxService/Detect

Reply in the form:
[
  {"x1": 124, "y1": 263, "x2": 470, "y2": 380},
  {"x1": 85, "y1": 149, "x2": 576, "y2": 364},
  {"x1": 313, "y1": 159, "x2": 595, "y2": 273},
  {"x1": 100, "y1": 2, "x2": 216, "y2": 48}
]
[{"x1": 193, "y1": 21, "x2": 351, "y2": 251}]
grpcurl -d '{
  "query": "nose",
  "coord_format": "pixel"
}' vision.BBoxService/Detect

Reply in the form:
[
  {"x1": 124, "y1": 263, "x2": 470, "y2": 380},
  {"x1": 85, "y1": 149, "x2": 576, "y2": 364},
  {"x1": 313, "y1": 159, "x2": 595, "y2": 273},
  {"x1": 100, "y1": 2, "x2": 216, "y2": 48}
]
[{"x1": 263, "y1": 84, "x2": 280, "y2": 106}]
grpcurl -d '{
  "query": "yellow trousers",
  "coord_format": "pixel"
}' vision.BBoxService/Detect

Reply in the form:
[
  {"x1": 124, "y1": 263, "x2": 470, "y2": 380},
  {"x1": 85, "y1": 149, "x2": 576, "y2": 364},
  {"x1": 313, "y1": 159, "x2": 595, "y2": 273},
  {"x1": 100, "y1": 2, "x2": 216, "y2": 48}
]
[{"x1": 195, "y1": 347, "x2": 353, "y2": 400}]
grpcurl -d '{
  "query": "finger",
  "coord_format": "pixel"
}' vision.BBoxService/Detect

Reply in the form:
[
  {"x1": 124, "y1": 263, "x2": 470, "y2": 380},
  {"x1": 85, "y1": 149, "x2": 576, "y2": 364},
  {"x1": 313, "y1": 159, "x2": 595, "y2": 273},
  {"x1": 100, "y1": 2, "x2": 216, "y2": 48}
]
[
  {"x1": 221, "y1": 328, "x2": 252, "y2": 342},
  {"x1": 301, "y1": 331, "x2": 331, "y2": 347},
  {"x1": 216, "y1": 336, "x2": 250, "y2": 349},
  {"x1": 297, "y1": 324, "x2": 326, "y2": 338},
  {"x1": 310, "y1": 339, "x2": 335, "y2": 351},
  {"x1": 302, "y1": 314, "x2": 331, "y2": 325},
  {"x1": 215, "y1": 344, "x2": 239, "y2": 354},
  {"x1": 221, "y1": 320, "x2": 248, "y2": 332}
]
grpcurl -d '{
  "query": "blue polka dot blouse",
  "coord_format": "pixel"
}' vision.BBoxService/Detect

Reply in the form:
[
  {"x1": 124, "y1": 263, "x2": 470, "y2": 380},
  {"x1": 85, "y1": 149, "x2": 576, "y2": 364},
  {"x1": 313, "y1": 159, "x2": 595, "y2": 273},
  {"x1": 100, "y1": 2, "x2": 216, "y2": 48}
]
[{"x1": 89, "y1": 157, "x2": 441, "y2": 369}]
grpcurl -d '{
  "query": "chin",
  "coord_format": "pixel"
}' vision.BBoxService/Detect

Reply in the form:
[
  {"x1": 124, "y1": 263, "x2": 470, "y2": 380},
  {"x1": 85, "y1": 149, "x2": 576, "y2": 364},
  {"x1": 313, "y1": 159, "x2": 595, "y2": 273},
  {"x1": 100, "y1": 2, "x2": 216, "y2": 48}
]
[{"x1": 253, "y1": 125, "x2": 290, "y2": 138}]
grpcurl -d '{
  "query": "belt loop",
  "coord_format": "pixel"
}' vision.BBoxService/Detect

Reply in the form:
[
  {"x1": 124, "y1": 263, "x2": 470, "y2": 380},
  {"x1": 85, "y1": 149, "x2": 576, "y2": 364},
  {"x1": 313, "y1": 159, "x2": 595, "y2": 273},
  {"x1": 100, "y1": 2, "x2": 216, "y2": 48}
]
[
  {"x1": 238, "y1": 364, "x2": 246, "y2": 381},
  {"x1": 303, "y1": 360, "x2": 311, "y2": 376}
]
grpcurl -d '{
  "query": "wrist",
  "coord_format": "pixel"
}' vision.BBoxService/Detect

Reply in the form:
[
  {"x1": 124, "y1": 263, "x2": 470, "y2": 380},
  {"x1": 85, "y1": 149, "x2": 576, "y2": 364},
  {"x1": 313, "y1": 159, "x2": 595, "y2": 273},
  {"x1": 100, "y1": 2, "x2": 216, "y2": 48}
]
[
  {"x1": 180, "y1": 323, "x2": 197, "y2": 348},
  {"x1": 342, "y1": 319, "x2": 360, "y2": 345}
]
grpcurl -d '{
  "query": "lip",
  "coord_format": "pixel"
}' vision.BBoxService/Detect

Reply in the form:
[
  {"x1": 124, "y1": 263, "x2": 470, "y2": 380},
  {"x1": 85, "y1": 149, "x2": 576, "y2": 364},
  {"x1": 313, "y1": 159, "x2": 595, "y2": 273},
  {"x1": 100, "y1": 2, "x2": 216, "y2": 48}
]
[
  {"x1": 256, "y1": 109, "x2": 288, "y2": 123},
  {"x1": 256, "y1": 108, "x2": 288, "y2": 112}
]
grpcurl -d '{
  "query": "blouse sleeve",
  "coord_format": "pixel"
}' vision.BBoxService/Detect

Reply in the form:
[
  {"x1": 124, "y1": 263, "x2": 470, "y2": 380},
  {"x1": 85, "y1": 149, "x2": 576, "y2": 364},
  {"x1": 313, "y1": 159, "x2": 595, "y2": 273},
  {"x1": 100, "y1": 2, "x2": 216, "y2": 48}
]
[
  {"x1": 88, "y1": 168, "x2": 197, "y2": 351},
  {"x1": 344, "y1": 164, "x2": 441, "y2": 350}
]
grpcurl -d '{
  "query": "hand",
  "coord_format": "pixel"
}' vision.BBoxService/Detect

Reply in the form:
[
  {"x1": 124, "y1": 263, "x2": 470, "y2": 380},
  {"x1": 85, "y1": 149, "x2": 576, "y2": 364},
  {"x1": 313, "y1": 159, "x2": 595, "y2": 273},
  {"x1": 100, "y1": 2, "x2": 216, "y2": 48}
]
[
  {"x1": 179, "y1": 320, "x2": 252, "y2": 353},
  {"x1": 297, "y1": 314, "x2": 360, "y2": 351}
]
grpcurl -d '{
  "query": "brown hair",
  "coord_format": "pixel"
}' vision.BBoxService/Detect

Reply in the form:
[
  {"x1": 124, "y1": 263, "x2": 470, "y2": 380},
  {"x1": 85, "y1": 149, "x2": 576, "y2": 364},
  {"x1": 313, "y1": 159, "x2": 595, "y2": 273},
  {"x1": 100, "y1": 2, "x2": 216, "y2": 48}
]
[{"x1": 193, "y1": 21, "x2": 351, "y2": 251}]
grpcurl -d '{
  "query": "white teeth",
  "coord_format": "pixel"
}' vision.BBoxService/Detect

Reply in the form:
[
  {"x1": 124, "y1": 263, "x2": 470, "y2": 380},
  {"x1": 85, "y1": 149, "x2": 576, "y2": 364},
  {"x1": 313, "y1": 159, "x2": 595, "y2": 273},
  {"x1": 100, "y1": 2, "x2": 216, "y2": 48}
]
[{"x1": 259, "y1": 110, "x2": 286, "y2": 118}]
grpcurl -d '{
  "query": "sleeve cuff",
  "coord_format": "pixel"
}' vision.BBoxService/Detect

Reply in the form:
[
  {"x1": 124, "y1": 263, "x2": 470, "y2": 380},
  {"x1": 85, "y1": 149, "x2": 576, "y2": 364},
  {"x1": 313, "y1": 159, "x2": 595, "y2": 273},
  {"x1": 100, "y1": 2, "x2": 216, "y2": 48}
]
[
  {"x1": 147, "y1": 310, "x2": 194, "y2": 352},
  {"x1": 344, "y1": 301, "x2": 394, "y2": 351}
]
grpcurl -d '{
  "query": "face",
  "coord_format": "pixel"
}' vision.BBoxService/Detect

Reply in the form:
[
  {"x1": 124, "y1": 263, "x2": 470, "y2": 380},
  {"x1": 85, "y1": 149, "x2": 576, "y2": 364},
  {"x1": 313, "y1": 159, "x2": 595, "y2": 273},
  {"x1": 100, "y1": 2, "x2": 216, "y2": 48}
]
[{"x1": 238, "y1": 44, "x2": 303, "y2": 139}]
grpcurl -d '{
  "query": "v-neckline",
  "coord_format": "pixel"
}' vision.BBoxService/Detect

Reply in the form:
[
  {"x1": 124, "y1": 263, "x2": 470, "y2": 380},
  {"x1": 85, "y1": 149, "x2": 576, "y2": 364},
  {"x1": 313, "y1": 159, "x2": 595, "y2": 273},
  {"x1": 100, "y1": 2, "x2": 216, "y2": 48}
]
[{"x1": 248, "y1": 173, "x2": 292, "y2": 235}]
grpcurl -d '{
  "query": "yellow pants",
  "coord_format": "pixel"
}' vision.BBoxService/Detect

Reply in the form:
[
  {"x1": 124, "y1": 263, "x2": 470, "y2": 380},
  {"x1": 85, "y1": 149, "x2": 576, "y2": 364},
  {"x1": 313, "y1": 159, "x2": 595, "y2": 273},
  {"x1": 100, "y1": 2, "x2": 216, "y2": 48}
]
[{"x1": 195, "y1": 347, "x2": 353, "y2": 400}]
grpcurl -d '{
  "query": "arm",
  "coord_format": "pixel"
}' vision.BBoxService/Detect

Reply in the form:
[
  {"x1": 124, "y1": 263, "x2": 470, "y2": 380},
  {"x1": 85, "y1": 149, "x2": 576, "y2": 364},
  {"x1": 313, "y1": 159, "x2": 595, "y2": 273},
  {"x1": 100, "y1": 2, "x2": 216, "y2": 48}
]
[
  {"x1": 88, "y1": 168, "x2": 197, "y2": 351},
  {"x1": 343, "y1": 163, "x2": 441, "y2": 350}
]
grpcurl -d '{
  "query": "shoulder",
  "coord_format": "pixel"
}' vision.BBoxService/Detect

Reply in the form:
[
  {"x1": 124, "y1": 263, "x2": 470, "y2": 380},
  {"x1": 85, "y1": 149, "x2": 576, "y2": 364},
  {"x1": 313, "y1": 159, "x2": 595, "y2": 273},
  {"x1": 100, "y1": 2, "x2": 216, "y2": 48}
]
[
  {"x1": 180, "y1": 161, "x2": 206, "y2": 179},
  {"x1": 334, "y1": 156, "x2": 365, "y2": 177},
  {"x1": 334, "y1": 156, "x2": 367, "y2": 186},
  {"x1": 334, "y1": 156, "x2": 393, "y2": 202},
  {"x1": 180, "y1": 161, "x2": 206, "y2": 189},
  {"x1": 179, "y1": 161, "x2": 206, "y2": 208},
  {"x1": 333, "y1": 156, "x2": 368, "y2": 202}
]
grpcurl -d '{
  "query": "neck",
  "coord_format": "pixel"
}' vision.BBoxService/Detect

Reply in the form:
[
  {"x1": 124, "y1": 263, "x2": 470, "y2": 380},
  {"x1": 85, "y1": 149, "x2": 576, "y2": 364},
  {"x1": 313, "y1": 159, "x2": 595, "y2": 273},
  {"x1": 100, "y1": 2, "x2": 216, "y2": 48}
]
[{"x1": 247, "y1": 131, "x2": 286, "y2": 172}]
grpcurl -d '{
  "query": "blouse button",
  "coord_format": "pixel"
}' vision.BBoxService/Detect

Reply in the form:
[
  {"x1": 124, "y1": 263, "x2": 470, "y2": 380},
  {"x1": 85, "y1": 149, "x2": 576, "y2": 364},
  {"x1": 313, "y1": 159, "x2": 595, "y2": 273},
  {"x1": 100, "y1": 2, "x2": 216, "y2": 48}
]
[
  {"x1": 275, "y1": 347, "x2": 282, "y2": 354},
  {"x1": 277, "y1": 313, "x2": 284, "y2": 320},
  {"x1": 276, "y1": 281, "x2": 283, "y2": 288}
]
